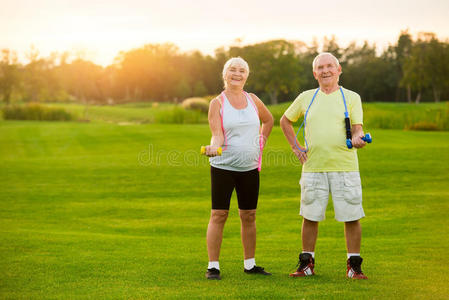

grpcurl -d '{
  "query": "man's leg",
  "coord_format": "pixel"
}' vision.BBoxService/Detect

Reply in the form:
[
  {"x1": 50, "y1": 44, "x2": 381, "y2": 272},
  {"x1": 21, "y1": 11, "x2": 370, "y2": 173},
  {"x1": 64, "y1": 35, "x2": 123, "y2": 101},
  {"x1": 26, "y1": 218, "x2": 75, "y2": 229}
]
[
  {"x1": 330, "y1": 172, "x2": 367, "y2": 279},
  {"x1": 345, "y1": 219, "x2": 367, "y2": 279},
  {"x1": 290, "y1": 218, "x2": 318, "y2": 277},
  {"x1": 344, "y1": 219, "x2": 361, "y2": 253},
  {"x1": 302, "y1": 218, "x2": 319, "y2": 252},
  {"x1": 291, "y1": 172, "x2": 328, "y2": 277}
]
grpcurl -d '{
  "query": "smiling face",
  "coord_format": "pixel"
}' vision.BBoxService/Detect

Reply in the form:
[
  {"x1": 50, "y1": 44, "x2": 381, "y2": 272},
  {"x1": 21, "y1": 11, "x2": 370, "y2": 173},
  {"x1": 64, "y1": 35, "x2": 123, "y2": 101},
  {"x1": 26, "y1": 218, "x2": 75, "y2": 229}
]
[
  {"x1": 313, "y1": 54, "x2": 342, "y2": 90},
  {"x1": 224, "y1": 63, "x2": 248, "y2": 89}
]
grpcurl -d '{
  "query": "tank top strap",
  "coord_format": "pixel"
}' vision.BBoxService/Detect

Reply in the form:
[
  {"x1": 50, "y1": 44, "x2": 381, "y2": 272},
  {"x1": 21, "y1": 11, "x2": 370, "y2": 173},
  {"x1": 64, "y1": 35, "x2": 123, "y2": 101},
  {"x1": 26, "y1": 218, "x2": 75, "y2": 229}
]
[
  {"x1": 219, "y1": 92, "x2": 228, "y2": 150},
  {"x1": 218, "y1": 92, "x2": 226, "y2": 112},
  {"x1": 243, "y1": 91, "x2": 259, "y2": 116}
]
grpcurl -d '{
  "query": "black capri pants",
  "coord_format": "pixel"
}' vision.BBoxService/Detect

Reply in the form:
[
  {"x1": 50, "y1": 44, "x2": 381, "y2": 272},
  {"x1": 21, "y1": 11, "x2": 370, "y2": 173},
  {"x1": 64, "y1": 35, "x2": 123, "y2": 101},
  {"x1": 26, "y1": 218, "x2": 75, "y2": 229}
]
[{"x1": 210, "y1": 166, "x2": 259, "y2": 210}]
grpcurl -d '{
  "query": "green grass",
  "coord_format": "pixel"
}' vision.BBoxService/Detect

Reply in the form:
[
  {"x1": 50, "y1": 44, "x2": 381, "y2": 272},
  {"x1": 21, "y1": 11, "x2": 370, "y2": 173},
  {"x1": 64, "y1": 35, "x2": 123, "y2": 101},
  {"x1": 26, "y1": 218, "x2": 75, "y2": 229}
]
[
  {"x1": 3, "y1": 101, "x2": 448, "y2": 131},
  {"x1": 1, "y1": 121, "x2": 449, "y2": 299},
  {"x1": 45, "y1": 102, "x2": 207, "y2": 124},
  {"x1": 269, "y1": 101, "x2": 449, "y2": 131}
]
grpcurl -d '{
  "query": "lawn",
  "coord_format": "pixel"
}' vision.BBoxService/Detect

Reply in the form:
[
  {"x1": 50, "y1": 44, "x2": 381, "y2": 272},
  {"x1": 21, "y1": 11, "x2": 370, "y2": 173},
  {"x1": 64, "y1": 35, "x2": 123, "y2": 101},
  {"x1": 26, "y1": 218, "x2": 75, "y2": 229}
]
[
  {"x1": 1, "y1": 121, "x2": 448, "y2": 299},
  {"x1": 45, "y1": 102, "x2": 207, "y2": 125},
  {"x1": 10, "y1": 101, "x2": 447, "y2": 131}
]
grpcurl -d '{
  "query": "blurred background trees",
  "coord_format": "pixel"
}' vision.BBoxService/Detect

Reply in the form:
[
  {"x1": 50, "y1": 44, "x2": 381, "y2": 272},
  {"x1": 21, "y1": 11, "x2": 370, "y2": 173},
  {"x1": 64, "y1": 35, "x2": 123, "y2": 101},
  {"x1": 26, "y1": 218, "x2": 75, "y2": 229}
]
[{"x1": 1, "y1": 31, "x2": 448, "y2": 105}]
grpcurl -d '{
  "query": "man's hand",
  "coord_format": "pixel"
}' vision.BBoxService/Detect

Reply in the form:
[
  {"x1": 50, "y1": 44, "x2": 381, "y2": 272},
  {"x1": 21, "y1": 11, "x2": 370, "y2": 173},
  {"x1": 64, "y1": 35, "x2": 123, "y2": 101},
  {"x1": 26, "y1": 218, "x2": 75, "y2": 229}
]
[
  {"x1": 351, "y1": 124, "x2": 366, "y2": 149},
  {"x1": 292, "y1": 146, "x2": 308, "y2": 164},
  {"x1": 280, "y1": 115, "x2": 308, "y2": 164},
  {"x1": 351, "y1": 134, "x2": 366, "y2": 149}
]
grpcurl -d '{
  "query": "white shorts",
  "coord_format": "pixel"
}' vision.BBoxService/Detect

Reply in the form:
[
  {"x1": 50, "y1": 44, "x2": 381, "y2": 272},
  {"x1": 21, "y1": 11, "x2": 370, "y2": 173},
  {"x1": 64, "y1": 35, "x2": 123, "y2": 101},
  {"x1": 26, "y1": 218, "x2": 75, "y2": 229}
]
[{"x1": 299, "y1": 172, "x2": 365, "y2": 222}]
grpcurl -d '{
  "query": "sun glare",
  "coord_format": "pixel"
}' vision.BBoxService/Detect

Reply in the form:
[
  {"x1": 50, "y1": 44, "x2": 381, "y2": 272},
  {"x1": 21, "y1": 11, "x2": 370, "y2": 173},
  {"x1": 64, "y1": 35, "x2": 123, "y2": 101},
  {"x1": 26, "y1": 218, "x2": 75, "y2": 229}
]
[{"x1": 1, "y1": 0, "x2": 448, "y2": 66}]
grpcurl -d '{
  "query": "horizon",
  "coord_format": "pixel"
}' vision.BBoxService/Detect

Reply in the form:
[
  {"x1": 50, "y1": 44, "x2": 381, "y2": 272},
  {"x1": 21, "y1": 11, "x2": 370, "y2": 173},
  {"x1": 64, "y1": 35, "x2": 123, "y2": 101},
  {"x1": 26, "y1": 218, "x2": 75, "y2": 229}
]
[{"x1": 2, "y1": 0, "x2": 449, "y2": 66}]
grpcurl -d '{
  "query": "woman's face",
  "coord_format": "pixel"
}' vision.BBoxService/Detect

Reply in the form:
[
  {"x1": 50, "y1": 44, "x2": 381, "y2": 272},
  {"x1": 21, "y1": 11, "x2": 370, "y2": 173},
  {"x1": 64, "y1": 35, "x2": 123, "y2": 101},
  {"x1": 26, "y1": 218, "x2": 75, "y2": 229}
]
[{"x1": 224, "y1": 64, "x2": 248, "y2": 88}]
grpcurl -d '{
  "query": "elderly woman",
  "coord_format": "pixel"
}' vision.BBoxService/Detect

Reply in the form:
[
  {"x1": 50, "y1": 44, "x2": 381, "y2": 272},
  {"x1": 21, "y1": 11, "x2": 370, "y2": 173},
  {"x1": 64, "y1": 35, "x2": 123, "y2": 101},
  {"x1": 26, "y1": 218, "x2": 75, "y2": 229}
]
[{"x1": 203, "y1": 57, "x2": 274, "y2": 280}]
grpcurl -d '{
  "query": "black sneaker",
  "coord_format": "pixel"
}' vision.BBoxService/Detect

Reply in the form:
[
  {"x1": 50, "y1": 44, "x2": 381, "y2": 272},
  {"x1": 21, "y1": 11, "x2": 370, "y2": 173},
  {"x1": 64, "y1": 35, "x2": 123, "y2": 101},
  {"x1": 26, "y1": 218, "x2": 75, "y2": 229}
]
[
  {"x1": 244, "y1": 265, "x2": 272, "y2": 275},
  {"x1": 290, "y1": 253, "x2": 315, "y2": 277},
  {"x1": 205, "y1": 268, "x2": 221, "y2": 280},
  {"x1": 347, "y1": 256, "x2": 368, "y2": 279}
]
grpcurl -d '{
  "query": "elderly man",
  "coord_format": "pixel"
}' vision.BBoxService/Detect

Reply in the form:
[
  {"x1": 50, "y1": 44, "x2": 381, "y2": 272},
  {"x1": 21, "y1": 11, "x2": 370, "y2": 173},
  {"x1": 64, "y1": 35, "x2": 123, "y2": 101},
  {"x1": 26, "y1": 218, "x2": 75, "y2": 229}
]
[{"x1": 280, "y1": 52, "x2": 368, "y2": 279}]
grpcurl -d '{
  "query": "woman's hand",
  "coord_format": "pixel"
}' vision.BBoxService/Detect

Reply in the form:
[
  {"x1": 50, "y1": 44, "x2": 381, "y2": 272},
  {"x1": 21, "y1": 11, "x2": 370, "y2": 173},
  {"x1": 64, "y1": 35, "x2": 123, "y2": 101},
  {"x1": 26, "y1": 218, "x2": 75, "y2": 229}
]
[{"x1": 204, "y1": 145, "x2": 222, "y2": 157}]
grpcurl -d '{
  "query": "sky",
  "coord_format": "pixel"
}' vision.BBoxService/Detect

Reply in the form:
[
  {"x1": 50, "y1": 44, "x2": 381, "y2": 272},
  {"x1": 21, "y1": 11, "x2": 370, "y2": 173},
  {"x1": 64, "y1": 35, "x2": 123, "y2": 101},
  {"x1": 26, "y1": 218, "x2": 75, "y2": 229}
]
[{"x1": 1, "y1": 0, "x2": 449, "y2": 66}]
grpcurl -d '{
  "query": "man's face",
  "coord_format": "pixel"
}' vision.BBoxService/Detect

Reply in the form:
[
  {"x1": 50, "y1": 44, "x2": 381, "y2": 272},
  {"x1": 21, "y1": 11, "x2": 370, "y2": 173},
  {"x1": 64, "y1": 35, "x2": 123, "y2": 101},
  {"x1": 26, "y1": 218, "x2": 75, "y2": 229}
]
[{"x1": 313, "y1": 55, "x2": 342, "y2": 88}]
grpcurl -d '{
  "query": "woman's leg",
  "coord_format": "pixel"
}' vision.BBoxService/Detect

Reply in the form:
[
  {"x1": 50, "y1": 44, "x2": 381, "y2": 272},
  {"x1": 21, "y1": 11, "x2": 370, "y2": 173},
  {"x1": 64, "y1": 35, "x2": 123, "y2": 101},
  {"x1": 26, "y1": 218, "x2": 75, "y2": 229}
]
[
  {"x1": 235, "y1": 170, "x2": 270, "y2": 274},
  {"x1": 207, "y1": 209, "x2": 229, "y2": 261},
  {"x1": 239, "y1": 209, "x2": 257, "y2": 259},
  {"x1": 207, "y1": 167, "x2": 234, "y2": 262},
  {"x1": 235, "y1": 169, "x2": 259, "y2": 260}
]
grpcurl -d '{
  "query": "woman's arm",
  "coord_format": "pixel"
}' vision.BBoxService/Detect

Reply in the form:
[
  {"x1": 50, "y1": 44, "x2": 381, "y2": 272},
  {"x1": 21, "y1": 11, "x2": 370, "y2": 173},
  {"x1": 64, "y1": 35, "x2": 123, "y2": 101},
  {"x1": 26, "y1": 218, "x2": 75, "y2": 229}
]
[
  {"x1": 249, "y1": 93, "x2": 274, "y2": 148},
  {"x1": 205, "y1": 98, "x2": 224, "y2": 156}
]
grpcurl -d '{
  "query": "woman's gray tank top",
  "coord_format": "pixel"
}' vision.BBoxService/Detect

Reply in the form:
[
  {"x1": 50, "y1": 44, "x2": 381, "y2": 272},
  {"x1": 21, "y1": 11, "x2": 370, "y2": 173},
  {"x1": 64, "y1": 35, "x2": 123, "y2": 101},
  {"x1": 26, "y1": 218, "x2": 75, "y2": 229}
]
[{"x1": 210, "y1": 92, "x2": 261, "y2": 171}]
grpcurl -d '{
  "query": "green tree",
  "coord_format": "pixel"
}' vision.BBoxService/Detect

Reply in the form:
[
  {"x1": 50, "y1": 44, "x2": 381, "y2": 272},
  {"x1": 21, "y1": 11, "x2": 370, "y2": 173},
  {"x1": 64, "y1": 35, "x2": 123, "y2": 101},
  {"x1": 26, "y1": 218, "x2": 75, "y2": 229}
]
[
  {"x1": 115, "y1": 43, "x2": 179, "y2": 102},
  {"x1": 424, "y1": 36, "x2": 449, "y2": 102},
  {"x1": 229, "y1": 40, "x2": 304, "y2": 104},
  {"x1": 297, "y1": 41, "x2": 319, "y2": 91},
  {"x1": 401, "y1": 33, "x2": 440, "y2": 103},
  {"x1": 21, "y1": 47, "x2": 70, "y2": 103},
  {"x1": 394, "y1": 30, "x2": 414, "y2": 102},
  {"x1": 322, "y1": 36, "x2": 342, "y2": 60},
  {"x1": 174, "y1": 78, "x2": 191, "y2": 101},
  {"x1": 0, "y1": 49, "x2": 21, "y2": 104},
  {"x1": 193, "y1": 80, "x2": 207, "y2": 97},
  {"x1": 340, "y1": 42, "x2": 397, "y2": 102}
]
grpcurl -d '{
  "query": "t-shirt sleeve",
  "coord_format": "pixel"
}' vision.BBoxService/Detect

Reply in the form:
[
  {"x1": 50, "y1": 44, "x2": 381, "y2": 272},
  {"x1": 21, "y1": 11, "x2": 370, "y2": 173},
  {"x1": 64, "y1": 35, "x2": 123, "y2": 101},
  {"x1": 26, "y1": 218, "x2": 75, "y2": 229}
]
[
  {"x1": 350, "y1": 93, "x2": 363, "y2": 125},
  {"x1": 284, "y1": 93, "x2": 305, "y2": 122}
]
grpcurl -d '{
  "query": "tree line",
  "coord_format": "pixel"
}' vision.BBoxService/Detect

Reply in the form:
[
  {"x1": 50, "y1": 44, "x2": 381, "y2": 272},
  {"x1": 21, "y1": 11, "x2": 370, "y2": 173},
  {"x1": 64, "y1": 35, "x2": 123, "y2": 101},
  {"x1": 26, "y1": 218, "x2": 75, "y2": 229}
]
[{"x1": 1, "y1": 31, "x2": 448, "y2": 105}]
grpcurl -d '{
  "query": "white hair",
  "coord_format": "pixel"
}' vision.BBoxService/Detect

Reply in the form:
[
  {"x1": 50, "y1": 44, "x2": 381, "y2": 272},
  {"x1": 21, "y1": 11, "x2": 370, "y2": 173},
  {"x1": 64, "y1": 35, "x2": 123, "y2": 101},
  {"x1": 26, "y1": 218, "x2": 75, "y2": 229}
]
[
  {"x1": 222, "y1": 57, "x2": 249, "y2": 88},
  {"x1": 312, "y1": 52, "x2": 340, "y2": 70}
]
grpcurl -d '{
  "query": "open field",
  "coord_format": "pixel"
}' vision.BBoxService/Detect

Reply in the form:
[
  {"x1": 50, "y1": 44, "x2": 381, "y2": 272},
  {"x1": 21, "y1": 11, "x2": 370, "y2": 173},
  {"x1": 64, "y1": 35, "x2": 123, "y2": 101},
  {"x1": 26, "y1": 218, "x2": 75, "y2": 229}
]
[
  {"x1": 2, "y1": 101, "x2": 448, "y2": 131},
  {"x1": 1, "y1": 121, "x2": 449, "y2": 299},
  {"x1": 269, "y1": 101, "x2": 449, "y2": 130}
]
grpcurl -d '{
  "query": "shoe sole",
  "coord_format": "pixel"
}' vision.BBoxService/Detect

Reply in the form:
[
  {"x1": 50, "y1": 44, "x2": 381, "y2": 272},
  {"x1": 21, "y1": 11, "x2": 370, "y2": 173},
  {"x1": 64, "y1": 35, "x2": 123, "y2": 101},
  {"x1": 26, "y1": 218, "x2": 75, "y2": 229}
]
[{"x1": 289, "y1": 272, "x2": 315, "y2": 277}]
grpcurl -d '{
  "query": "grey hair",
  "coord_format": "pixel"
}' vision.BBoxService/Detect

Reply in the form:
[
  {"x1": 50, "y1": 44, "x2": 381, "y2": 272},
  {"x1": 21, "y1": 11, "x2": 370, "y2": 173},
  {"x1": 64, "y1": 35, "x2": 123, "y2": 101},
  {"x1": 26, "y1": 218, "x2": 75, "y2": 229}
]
[
  {"x1": 222, "y1": 57, "x2": 249, "y2": 88},
  {"x1": 312, "y1": 52, "x2": 340, "y2": 70}
]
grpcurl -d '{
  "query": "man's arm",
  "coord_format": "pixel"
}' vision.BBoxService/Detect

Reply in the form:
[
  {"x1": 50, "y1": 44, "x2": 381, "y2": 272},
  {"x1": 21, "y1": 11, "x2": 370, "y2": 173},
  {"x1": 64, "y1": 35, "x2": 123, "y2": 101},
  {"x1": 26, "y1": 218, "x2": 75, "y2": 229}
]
[{"x1": 280, "y1": 115, "x2": 307, "y2": 164}]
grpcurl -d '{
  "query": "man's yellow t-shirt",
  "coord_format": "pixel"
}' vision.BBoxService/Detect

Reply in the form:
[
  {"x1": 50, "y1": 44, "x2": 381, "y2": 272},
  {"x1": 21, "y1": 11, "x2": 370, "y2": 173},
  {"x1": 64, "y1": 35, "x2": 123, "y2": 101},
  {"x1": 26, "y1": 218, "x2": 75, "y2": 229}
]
[{"x1": 284, "y1": 87, "x2": 363, "y2": 172}]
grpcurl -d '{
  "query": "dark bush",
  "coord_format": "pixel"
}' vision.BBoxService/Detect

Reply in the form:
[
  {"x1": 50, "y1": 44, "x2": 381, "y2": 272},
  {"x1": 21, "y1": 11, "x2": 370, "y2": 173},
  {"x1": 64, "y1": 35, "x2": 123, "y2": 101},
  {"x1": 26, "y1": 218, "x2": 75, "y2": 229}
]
[
  {"x1": 407, "y1": 121, "x2": 439, "y2": 131},
  {"x1": 2, "y1": 103, "x2": 73, "y2": 121}
]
